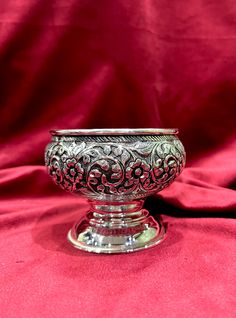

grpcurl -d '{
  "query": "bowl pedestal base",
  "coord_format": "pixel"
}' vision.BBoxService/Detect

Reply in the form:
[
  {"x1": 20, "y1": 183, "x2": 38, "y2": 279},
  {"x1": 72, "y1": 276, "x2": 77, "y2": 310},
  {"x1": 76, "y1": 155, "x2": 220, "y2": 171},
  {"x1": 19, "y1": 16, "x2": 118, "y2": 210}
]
[{"x1": 67, "y1": 200, "x2": 166, "y2": 254}]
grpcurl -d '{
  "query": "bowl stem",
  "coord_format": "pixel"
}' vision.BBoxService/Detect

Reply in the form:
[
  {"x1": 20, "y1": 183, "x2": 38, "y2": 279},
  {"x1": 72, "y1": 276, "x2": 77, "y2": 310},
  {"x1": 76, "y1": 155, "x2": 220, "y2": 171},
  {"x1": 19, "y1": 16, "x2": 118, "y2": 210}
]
[{"x1": 68, "y1": 199, "x2": 166, "y2": 254}]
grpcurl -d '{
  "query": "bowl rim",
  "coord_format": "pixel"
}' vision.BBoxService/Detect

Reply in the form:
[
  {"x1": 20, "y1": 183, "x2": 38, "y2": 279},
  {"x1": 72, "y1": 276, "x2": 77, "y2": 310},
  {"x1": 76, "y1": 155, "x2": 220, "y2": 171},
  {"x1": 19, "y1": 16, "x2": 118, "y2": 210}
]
[{"x1": 50, "y1": 128, "x2": 179, "y2": 136}]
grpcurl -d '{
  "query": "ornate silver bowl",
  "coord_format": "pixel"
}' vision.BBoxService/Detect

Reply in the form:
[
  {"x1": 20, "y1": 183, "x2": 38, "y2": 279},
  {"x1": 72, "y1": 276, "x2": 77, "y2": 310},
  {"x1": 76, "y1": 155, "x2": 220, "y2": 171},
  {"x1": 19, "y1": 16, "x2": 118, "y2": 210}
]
[{"x1": 45, "y1": 128, "x2": 186, "y2": 253}]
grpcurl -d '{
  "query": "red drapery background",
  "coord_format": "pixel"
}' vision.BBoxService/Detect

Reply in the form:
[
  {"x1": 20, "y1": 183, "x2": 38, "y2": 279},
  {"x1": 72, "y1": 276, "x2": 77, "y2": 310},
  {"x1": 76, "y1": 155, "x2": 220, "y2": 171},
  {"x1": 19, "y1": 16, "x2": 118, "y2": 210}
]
[{"x1": 0, "y1": 1, "x2": 235, "y2": 317}]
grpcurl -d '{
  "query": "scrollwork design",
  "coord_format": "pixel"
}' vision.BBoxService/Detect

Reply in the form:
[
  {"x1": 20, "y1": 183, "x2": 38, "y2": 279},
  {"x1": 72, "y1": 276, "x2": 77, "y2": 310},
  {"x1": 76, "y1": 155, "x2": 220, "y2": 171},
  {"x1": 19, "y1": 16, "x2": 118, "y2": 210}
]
[{"x1": 45, "y1": 137, "x2": 186, "y2": 198}]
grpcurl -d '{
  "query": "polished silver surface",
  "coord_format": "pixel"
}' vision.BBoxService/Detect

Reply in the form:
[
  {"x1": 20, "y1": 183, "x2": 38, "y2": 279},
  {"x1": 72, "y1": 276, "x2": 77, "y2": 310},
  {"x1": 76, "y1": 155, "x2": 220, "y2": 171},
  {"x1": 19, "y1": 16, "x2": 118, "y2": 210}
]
[
  {"x1": 68, "y1": 202, "x2": 166, "y2": 254},
  {"x1": 45, "y1": 128, "x2": 186, "y2": 254},
  {"x1": 50, "y1": 128, "x2": 178, "y2": 136}
]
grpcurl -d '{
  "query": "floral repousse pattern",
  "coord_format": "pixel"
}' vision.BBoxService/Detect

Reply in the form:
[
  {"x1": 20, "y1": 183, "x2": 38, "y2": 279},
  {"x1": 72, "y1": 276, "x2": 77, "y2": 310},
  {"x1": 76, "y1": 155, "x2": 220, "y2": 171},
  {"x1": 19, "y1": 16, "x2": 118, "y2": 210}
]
[{"x1": 45, "y1": 136, "x2": 186, "y2": 199}]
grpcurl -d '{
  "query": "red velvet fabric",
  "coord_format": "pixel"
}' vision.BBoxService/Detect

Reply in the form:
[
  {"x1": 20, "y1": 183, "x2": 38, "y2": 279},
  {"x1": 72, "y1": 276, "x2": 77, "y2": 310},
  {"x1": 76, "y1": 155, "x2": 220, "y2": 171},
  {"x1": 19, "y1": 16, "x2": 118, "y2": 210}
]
[{"x1": 0, "y1": 1, "x2": 235, "y2": 317}]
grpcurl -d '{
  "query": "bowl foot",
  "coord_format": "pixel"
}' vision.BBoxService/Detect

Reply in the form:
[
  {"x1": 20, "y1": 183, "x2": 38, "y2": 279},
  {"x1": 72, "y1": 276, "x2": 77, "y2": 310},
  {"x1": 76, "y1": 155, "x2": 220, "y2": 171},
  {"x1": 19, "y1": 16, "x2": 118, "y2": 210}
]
[{"x1": 67, "y1": 206, "x2": 166, "y2": 254}]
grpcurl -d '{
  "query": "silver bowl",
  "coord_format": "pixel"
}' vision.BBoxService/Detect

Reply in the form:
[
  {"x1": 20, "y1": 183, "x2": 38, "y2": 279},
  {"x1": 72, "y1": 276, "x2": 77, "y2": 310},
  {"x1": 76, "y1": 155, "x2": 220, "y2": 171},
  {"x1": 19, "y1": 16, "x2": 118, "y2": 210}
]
[{"x1": 45, "y1": 128, "x2": 186, "y2": 254}]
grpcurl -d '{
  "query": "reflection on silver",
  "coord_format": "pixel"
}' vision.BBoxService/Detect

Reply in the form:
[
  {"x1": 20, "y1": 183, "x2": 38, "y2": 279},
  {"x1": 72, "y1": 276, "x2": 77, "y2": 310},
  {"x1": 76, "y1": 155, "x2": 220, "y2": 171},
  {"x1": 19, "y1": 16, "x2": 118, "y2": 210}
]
[{"x1": 45, "y1": 128, "x2": 186, "y2": 254}]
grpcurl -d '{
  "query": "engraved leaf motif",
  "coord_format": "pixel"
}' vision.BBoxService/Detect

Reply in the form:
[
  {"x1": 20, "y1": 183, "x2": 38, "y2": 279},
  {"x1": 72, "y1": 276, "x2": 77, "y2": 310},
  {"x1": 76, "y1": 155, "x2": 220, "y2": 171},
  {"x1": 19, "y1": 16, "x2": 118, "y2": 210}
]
[
  {"x1": 99, "y1": 160, "x2": 110, "y2": 171},
  {"x1": 111, "y1": 172, "x2": 122, "y2": 180},
  {"x1": 89, "y1": 150, "x2": 99, "y2": 157},
  {"x1": 90, "y1": 169, "x2": 102, "y2": 178},
  {"x1": 83, "y1": 154, "x2": 91, "y2": 164},
  {"x1": 74, "y1": 142, "x2": 86, "y2": 156},
  {"x1": 163, "y1": 143, "x2": 171, "y2": 153},
  {"x1": 111, "y1": 164, "x2": 123, "y2": 180},
  {"x1": 104, "y1": 145, "x2": 112, "y2": 155},
  {"x1": 113, "y1": 147, "x2": 122, "y2": 156},
  {"x1": 112, "y1": 163, "x2": 120, "y2": 172},
  {"x1": 168, "y1": 159, "x2": 176, "y2": 168},
  {"x1": 121, "y1": 151, "x2": 131, "y2": 163},
  {"x1": 108, "y1": 186, "x2": 118, "y2": 194},
  {"x1": 97, "y1": 185, "x2": 105, "y2": 192}
]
